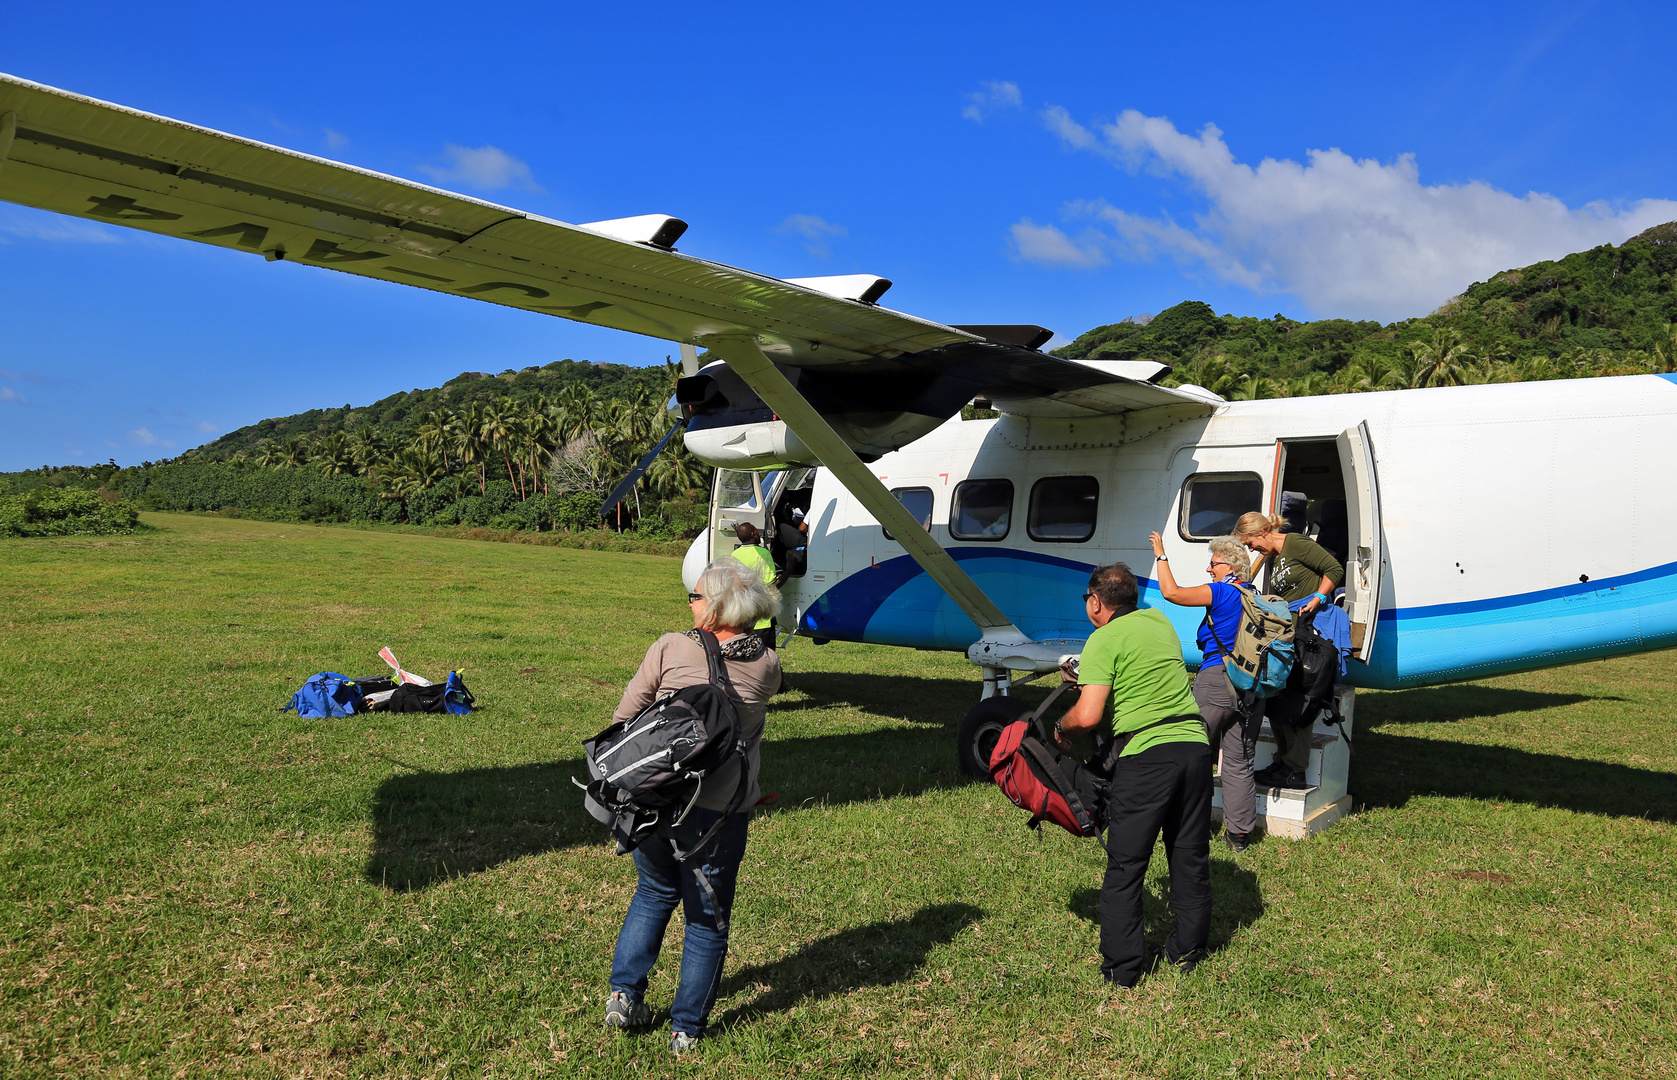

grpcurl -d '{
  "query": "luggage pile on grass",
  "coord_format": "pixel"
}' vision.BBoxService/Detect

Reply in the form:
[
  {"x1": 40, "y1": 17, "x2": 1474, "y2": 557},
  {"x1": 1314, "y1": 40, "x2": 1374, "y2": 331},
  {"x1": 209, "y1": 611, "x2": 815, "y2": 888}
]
[{"x1": 283, "y1": 647, "x2": 476, "y2": 718}]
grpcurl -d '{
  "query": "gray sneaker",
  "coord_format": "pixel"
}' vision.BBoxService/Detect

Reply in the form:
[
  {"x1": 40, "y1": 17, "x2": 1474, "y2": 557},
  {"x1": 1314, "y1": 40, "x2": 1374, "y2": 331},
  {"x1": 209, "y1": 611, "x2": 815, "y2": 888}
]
[
  {"x1": 670, "y1": 1029, "x2": 703, "y2": 1054},
  {"x1": 603, "y1": 991, "x2": 652, "y2": 1031}
]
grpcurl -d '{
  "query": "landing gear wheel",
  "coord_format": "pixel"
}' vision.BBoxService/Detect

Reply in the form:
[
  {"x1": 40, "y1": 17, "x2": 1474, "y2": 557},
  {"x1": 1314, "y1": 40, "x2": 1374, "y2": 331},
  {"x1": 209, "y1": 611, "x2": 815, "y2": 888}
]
[{"x1": 957, "y1": 696, "x2": 1036, "y2": 779}]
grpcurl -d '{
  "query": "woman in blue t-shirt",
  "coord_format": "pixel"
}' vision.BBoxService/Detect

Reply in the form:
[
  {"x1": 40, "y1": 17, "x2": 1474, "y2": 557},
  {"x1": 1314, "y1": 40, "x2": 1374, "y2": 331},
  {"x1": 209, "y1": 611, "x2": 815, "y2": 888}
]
[{"x1": 1147, "y1": 531, "x2": 1263, "y2": 852}]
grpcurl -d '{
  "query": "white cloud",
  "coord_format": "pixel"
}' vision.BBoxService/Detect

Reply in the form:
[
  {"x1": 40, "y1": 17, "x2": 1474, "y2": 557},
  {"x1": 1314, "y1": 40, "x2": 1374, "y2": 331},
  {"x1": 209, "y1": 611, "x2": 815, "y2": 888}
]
[
  {"x1": 0, "y1": 206, "x2": 123, "y2": 244},
  {"x1": 1035, "y1": 107, "x2": 1677, "y2": 320},
  {"x1": 1009, "y1": 219, "x2": 1107, "y2": 268},
  {"x1": 963, "y1": 80, "x2": 1023, "y2": 123},
  {"x1": 194, "y1": 420, "x2": 219, "y2": 434},
  {"x1": 323, "y1": 128, "x2": 349, "y2": 150},
  {"x1": 129, "y1": 427, "x2": 175, "y2": 449},
  {"x1": 0, "y1": 387, "x2": 25, "y2": 403},
  {"x1": 777, "y1": 213, "x2": 848, "y2": 259},
  {"x1": 418, "y1": 144, "x2": 544, "y2": 193}
]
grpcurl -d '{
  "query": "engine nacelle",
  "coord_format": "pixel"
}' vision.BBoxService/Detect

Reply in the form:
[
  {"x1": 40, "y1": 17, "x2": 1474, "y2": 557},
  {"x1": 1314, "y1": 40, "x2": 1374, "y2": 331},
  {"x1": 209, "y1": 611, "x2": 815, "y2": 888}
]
[{"x1": 676, "y1": 361, "x2": 963, "y2": 468}]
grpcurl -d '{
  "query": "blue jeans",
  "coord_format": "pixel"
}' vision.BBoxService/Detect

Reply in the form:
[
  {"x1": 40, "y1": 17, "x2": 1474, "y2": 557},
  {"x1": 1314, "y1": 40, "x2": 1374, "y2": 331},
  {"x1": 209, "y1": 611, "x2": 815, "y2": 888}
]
[{"x1": 609, "y1": 809, "x2": 749, "y2": 1035}]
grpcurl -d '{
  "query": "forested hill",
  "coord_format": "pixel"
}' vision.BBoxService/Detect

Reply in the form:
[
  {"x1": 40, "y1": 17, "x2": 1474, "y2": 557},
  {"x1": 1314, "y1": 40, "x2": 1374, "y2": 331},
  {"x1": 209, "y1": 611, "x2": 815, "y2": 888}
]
[
  {"x1": 194, "y1": 358, "x2": 673, "y2": 463},
  {"x1": 1056, "y1": 220, "x2": 1677, "y2": 397}
]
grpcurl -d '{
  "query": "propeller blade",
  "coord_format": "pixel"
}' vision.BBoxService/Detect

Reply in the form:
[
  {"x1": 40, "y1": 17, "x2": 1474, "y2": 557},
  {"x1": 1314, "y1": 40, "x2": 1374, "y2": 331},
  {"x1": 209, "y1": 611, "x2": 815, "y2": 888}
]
[{"x1": 599, "y1": 420, "x2": 687, "y2": 520}]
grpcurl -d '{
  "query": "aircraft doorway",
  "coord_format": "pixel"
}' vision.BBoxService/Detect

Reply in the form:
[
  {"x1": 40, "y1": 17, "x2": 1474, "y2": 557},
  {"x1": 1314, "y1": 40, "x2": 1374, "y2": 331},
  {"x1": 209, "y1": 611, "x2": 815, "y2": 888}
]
[
  {"x1": 1273, "y1": 430, "x2": 1384, "y2": 662},
  {"x1": 1272, "y1": 440, "x2": 1350, "y2": 570}
]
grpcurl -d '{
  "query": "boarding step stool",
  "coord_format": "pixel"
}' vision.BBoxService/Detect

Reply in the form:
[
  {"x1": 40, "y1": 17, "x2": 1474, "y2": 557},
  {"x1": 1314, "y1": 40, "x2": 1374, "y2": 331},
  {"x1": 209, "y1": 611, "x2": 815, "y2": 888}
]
[{"x1": 1212, "y1": 685, "x2": 1355, "y2": 840}]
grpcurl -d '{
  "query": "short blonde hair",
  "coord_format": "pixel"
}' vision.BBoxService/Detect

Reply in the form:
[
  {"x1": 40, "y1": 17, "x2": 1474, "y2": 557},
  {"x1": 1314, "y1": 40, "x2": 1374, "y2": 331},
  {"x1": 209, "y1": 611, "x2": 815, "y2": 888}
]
[
  {"x1": 1208, "y1": 537, "x2": 1252, "y2": 580},
  {"x1": 1233, "y1": 511, "x2": 1287, "y2": 539},
  {"x1": 695, "y1": 558, "x2": 779, "y2": 632}
]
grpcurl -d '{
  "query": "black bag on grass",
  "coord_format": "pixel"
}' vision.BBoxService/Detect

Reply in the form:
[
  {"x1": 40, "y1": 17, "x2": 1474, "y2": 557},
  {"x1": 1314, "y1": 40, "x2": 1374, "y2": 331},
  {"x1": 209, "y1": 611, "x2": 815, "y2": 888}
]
[{"x1": 385, "y1": 672, "x2": 476, "y2": 714}]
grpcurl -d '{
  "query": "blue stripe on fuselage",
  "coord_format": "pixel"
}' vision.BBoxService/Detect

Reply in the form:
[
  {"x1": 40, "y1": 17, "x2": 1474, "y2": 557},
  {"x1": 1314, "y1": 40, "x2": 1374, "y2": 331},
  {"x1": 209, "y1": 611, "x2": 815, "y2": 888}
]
[{"x1": 797, "y1": 551, "x2": 1677, "y2": 690}]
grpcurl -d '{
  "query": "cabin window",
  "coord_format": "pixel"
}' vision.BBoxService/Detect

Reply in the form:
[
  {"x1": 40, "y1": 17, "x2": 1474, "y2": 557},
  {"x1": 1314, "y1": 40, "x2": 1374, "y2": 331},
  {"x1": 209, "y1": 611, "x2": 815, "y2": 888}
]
[
  {"x1": 1028, "y1": 476, "x2": 1099, "y2": 542},
  {"x1": 950, "y1": 479, "x2": 1013, "y2": 540},
  {"x1": 716, "y1": 469, "x2": 760, "y2": 510},
  {"x1": 883, "y1": 487, "x2": 934, "y2": 542},
  {"x1": 1179, "y1": 472, "x2": 1263, "y2": 540}
]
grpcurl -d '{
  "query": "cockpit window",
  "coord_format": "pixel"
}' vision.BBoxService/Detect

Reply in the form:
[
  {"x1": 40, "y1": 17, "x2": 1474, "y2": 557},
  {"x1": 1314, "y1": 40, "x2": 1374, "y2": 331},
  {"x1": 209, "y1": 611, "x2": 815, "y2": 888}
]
[
  {"x1": 950, "y1": 479, "x2": 1013, "y2": 541},
  {"x1": 716, "y1": 470, "x2": 759, "y2": 510},
  {"x1": 1179, "y1": 472, "x2": 1263, "y2": 539}
]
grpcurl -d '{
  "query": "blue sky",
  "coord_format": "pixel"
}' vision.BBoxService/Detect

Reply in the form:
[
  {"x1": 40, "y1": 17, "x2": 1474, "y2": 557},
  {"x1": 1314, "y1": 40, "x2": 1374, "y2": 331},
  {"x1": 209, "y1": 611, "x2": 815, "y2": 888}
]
[{"x1": 2, "y1": 1, "x2": 1674, "y2": 470}]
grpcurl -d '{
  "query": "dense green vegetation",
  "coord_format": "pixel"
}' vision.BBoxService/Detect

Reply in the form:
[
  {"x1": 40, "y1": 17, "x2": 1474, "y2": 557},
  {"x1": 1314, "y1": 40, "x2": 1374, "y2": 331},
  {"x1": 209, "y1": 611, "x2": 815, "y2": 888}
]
[
  {"x1": 8, "y1": 223, "x2": 1677, "y2": 529},
  {"x1": 0, "y1": 360, "x2": 709, "y2": 540},
  {"x1": 0, "y1": 488, "x2": 141, "y2": 538},
  {"x1": 3, "y1": 513, "x2": 1673, "y2": 1076},
  {"x1": 1057, "y1": 221, "x2": 1677, "y2": 397}
]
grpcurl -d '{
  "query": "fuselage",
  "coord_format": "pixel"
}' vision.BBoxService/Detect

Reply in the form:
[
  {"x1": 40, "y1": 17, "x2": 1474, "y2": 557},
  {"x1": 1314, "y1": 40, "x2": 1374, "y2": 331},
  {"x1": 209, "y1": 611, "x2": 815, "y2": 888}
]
[{"x1": 734, "y1": 373, "x2": 1677, "y2": 690}]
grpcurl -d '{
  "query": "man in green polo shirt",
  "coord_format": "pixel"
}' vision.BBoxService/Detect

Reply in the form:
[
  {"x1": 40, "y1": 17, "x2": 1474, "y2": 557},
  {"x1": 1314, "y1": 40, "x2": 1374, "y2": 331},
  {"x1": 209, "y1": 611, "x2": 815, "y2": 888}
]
[
  {"x1": 1056, "y1": 561, "x2": 1212, "y2": 988},
  {"x1": 729, "y1": 522, "x2": 778, "y2": 650}
]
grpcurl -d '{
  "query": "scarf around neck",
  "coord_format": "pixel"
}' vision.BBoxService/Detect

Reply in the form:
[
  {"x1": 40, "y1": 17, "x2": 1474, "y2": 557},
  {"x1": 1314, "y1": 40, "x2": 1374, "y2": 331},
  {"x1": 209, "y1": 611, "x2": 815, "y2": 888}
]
[{"x1": 684, "y1": 628, "x2": 766, "y2": 661}]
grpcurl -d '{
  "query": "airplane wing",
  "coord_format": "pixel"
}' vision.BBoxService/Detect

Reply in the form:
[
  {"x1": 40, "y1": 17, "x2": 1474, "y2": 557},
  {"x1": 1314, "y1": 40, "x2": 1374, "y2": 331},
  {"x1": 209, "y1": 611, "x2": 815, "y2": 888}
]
[
  {"x1": 0, "y1": 72, "x2": 1214, "y2": 418},
  {"x1": 0, "y1": 72, "x2": 1217, "y2": 662}
]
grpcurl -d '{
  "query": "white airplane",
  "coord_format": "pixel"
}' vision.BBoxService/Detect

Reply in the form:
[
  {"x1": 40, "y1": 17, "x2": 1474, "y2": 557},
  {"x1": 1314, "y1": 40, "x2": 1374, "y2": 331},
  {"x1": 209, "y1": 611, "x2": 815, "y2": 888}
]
[{"x1": 5, "y1": 74, "x2": 1674, "y2": 834}]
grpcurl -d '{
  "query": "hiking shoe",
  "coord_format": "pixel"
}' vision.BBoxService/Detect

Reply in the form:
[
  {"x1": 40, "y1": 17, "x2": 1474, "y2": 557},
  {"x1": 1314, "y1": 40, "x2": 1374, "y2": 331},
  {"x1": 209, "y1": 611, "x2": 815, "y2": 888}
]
[
  {"x1": 603, "y1": 991, "x2": 652, "y2": 1031},
  {"x1": 1259, "y1": 767, "x2": 1307, "y2": 789},
  {"x1": 670, "y1": 1029, "x2": 703, "y2": 1054},
  {"x1": 1165, "y1": 947, "x2": 1204, "y2": 976},
  {"x1": 1223, "y1": 829, "x2": 1256, "y2": 852}
]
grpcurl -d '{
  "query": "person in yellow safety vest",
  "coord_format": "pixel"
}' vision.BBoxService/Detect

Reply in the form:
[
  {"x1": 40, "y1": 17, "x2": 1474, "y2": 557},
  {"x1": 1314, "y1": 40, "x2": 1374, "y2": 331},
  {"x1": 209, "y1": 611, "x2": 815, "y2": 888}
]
[{"x1": 729, "y1": 522, "x2": 779, "y2": 650}]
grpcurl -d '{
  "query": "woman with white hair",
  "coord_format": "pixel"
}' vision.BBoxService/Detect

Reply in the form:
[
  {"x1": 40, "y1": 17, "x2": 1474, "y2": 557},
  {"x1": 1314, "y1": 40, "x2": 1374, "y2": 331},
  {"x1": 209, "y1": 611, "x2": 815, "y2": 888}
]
[
  {"x1": 1146, "y1": 531, "x2": 1263, "y2": 852},
  {"x1": 602, "y1": 558, "x2": 782, "y2": 1053}
]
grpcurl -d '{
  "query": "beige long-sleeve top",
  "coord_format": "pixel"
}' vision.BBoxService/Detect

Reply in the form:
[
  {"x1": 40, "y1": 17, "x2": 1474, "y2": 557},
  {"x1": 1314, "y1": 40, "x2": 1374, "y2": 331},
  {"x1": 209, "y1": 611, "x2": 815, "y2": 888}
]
[{"x1": 612, "y1": 632, "x2": 782, "y2": 811}]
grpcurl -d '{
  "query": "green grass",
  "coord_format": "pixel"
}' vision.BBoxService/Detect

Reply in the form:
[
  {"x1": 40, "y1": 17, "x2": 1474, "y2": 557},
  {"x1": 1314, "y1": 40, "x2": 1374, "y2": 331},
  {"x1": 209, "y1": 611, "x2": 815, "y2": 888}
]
[{"x1": 2, "y1": 512, "x2": 1674, "y2": 1078}]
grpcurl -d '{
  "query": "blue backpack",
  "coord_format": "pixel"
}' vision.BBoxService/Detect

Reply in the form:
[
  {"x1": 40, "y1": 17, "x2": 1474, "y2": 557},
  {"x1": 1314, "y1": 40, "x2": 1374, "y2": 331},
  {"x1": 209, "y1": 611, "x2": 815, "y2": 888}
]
[
  {"x1": 1205, "y1": 584, "x2": 1296, "y2": 699},
  {"x1": 284, "y1": 672, "x2": 366, "y2": 719}
]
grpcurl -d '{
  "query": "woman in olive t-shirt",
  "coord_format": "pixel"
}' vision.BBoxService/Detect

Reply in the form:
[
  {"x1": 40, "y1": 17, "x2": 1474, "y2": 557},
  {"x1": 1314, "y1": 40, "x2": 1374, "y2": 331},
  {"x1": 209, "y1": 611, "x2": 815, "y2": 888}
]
[
  {"x1": 1232, "y1": 512, "x2": 1343, "y2": 610},
  {"x1": 1232, "y1": 512, "x2": 1344, "y2": 785}
]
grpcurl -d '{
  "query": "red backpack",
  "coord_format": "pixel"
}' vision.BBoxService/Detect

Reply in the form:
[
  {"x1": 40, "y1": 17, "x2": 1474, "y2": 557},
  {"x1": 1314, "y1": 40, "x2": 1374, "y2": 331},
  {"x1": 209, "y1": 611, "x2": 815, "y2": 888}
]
[{"x1": 987, "y1": 683, "x2": 1108, "y2": 838}]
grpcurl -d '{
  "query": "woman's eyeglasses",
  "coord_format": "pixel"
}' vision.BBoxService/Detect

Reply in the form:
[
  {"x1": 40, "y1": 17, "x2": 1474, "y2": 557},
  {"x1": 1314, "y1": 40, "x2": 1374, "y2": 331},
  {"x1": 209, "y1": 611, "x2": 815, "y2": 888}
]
[
  {"x1": 687, "y1": 592, "x2": 704, "y2": 602},
  {"x1": 1208, "y1": 560, "x2": 1230, "y2": 569}
]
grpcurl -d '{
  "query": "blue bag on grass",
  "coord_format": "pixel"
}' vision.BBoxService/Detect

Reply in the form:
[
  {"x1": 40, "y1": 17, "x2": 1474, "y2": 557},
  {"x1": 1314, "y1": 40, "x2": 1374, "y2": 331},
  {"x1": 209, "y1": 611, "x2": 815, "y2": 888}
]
[{"x1": 284, "y1": 672, "x2": 366, "y2": 719}]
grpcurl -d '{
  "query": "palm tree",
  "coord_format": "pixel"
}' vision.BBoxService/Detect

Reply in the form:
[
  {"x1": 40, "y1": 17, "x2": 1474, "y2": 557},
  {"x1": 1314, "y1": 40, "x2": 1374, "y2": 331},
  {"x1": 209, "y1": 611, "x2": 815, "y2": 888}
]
[
  {"x1": 449, "y1": 402, "x2": 490, "y2": 494},
  {"x1": 1226, "y1": 374, "x2": 1274, "y2": 401},
  {"x1": 348, "y1": 428, "x2": 387, "y2": 475},
  {"x1": 276, "y1": 436, "x2": 310, "y2": 468},
  {"x1": 312, "y1": 432, "x2": 356, "y2": 475},
  {"x1": 479, "y1": 402, "x2": 520, "y2": 493},
  {"x1": 253, "y1": 442, "x2": 282, "y2": 468},
  {"x1": 1652, "y1": 322, "x2": 1677, "y2": 374},
  {"x1": 414, "y1": 410, "x2": 453, "y2": 466},
  {"x1": 1407, "y1": 328, "x2": 1475, "y2": 388}
]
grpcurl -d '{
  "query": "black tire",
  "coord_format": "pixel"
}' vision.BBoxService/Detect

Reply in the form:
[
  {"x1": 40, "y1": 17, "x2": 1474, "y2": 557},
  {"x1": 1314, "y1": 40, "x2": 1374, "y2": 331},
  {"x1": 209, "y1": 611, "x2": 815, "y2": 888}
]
[{"x1": 956, "y1": 696, "x2": 1036, "y2": 779}]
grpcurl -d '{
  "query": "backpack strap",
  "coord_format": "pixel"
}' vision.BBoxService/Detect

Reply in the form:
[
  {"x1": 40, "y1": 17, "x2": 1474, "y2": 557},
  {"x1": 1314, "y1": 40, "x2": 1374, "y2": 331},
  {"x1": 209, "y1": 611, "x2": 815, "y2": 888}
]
[
  {"x1": 695, "y1": 629, "x2": 746, "y2": 710},
  {"x1": 1015, "y1": 733, "x2": 1098, "y2": 834}
]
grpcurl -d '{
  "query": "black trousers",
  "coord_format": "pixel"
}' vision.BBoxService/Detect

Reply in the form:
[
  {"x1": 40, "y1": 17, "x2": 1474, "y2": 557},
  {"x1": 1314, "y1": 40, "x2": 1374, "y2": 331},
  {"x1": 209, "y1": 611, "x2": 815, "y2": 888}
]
[{"x1": 1099, "y1": 738, "x2": 1214, "y2": 987}]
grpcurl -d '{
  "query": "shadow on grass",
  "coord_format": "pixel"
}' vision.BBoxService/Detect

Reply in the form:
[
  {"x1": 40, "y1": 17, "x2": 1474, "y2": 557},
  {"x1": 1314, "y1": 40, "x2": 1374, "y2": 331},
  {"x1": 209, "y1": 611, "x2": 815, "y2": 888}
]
[
  {"x1": 1359, "y1": 684, "x2": 1619, "y2": 726},
  {"x1": 770, "y1": 671, "x2": 996, "y2": 725},
  {"x1": 1352, "y1": 730, "x2": 1677, "y2": 823},
  {"x1": 1068, "y1": 855, "x2": 1263, "y2": 957},
  {"x1": 365, "y1": 722, "x2": 987, "y2": 891},
  {"x1": 714, "y1": 903, "x2": 983, "y2": 1025}
]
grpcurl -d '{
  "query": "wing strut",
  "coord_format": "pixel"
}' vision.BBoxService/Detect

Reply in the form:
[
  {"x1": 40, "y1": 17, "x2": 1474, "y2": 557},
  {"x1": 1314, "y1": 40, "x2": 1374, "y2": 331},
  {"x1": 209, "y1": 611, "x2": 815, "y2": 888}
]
[{"x1": 703, "y1": 334, "x2": 1028, "y2": 643}]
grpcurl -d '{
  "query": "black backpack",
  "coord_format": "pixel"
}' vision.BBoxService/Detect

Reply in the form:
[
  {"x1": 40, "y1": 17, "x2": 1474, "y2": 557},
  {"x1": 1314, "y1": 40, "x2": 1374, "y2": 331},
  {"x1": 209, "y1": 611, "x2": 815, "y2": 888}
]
[
  {"x1": 577, "y1": 631, "x2": 750, "y2": 922},
  {"x1": 1287, "y1": 609, "x2": 1351, "y2": 750}
]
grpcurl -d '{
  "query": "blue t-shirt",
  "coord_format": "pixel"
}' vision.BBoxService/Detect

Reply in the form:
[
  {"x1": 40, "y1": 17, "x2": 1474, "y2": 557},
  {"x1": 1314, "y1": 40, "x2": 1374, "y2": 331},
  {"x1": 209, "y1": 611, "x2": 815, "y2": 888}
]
[{"x1": 1196, "y1": 579, "x2": 1247, "y2": 668}]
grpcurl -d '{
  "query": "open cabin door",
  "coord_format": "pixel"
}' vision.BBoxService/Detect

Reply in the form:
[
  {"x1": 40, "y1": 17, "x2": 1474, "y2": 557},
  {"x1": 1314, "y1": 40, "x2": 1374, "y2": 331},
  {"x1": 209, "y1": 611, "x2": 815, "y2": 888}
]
[
  {"x1": 708, "y1": 469, "x2": 777, "y2": 562},
  {"x1": 1335, "y1": 422, "x2": 1384, "y2": 662}
]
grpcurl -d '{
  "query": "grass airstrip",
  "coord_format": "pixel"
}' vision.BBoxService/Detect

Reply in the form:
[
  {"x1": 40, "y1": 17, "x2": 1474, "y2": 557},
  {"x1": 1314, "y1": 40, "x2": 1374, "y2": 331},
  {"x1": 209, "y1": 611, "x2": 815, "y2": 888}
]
[{"x1": 2, "y1": 513, "x2": 1673, "y2": 1078}]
